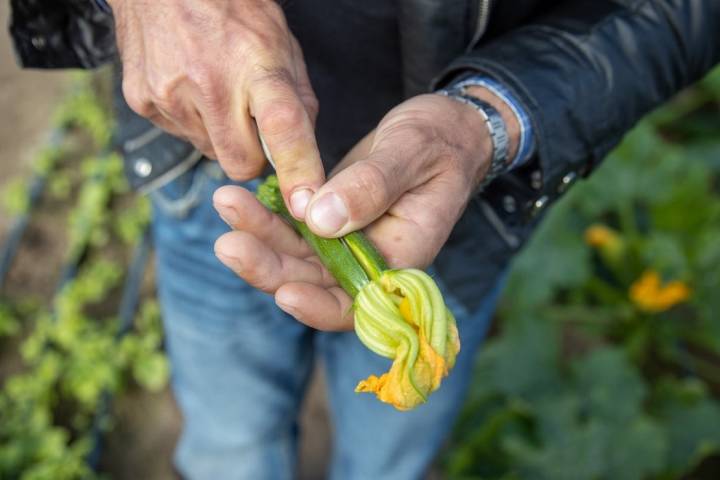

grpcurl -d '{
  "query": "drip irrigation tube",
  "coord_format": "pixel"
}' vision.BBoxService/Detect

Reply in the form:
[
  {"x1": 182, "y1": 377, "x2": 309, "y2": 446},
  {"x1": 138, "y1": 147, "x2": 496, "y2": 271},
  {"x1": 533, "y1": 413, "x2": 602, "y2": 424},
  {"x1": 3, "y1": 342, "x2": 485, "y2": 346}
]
[
  {"x1": 86, "y1": 226, "x2": 153, "y2": 470},
  {"x1": 0, "y1": 130, "x2": 64, "y2": 291}
]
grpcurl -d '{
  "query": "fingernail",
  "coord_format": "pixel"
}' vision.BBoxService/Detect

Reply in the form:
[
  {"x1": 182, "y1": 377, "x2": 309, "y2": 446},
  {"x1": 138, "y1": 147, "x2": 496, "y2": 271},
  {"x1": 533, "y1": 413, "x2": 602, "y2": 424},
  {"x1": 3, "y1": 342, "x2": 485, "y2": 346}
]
[
  {"x1": 309, "y1": 192, "x2": 348, "y2": 235},
  {"x1": 214, "y1": 203, "x2": 237, "y2": 227},
  {"x1": 290, "y1": 188, "x2": 313, "y2": 219}
]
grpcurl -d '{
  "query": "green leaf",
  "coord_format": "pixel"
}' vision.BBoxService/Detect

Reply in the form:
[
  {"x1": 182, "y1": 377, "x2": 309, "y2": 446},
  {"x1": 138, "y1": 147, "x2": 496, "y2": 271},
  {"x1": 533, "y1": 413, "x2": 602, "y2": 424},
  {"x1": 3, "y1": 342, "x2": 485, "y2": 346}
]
[
  {"x1": 640, "y1": 233, "x2": 689, "y2": 279},
  {"x1": 573, "y1": 348, "x2": 646, "y2": 423},
  {"x1": 133, "y1": 352, "x2": 170, "y2": 392},
  {"x1": 603, "y1": 417, "x2": 666, "y2": 480},
  {"x1": 1, "y1": 178, "x2": 30, "y2": 216},
  {"x1": 502, "y1": 215, "x2": 590, "y2": 313},
  {"x1": 0, "y1": 304, "x2": 20, "y2": 338},
  {"x1": 474, "y1": 317, "x2": 562, "y2": 399},
  {"x1": 502, "y1": 349, "x2": 665, "y2": 480},
  {"x1": 653, "y1": 378, "x2": 720, "y2": 473},
  {"x1": 699, "y1": 64, "x2": 720, "y2": 101}
]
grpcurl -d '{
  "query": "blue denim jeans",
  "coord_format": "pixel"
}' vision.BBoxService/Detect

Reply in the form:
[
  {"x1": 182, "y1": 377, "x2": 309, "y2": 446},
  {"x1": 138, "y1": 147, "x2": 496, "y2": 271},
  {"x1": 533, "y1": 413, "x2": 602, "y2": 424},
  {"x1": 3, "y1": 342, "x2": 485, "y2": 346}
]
[{"x1": 151, "y1": 161, "x2": 503, "y2": 480}]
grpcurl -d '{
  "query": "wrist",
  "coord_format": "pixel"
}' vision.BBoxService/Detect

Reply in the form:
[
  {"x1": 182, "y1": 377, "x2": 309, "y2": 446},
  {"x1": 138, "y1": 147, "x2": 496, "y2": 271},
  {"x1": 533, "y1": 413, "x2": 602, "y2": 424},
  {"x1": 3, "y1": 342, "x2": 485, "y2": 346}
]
[{"x1": 436, "y1": 87, "x2": 513, "y2": 189}]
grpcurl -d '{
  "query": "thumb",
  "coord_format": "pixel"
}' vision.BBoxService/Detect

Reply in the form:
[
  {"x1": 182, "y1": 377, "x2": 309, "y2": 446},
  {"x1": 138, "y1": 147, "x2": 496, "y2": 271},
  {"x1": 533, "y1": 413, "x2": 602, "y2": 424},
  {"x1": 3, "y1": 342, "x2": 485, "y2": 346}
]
[{"x1": 305, "y1": 143, "x2": 424, "y2": 238}]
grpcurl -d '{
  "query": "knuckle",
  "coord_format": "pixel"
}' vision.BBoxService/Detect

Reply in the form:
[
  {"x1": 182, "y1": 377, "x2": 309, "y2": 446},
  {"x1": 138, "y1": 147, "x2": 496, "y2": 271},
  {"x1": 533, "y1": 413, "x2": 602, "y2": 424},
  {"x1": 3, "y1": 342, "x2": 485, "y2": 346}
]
[
  {"x1": 121, "y1": 80, "x2": 152, "y2": 116},
  {"x1": 186, "y1": 135, "x2": 215, "y2": 160},
  {"x1": 258, "y1": 100, "x2": 305, "y2": 138},
  {"x1": 224, "y1": 161, "x2": 265, "y2": 182},
  {"x1": 186, "y1": 63, "x2": 215, "y2": 92},
  {"x1": 349, "y1": 162, "x2": 390, "y2": 214},
  {"x1": 252, "y1": 65, "x2": 294, "y2": 91},
  {"x1": 253, "y1": 276, "x2": 276, "y2": 294},
  {"x1": 234, "y1": 240, "x2": 276, "y2": 292},
  {"x1": 263, "y1": 0, "x2": 285, "y2": 20},
  {"x1": 408, "y1": 121, "x2": 438, "y2": 145},
  {"x1": 147, "y1": 79, "x2": 180, "y2": 112},
  {"x1": 250, "y1": 29, "x2": 278, "y2": 51},
  {"x1": 276, "y1": 160, "x2": 309, "y2": 181},
  {"x1": 237, "y1": 29, "x2": 282, "y2": 60},
  {"x1": 250, "y1": 262, "x2": 277, "y2": 292},
  {"x1": 187, "y1": 64, "x2": 226, "y2": 108},
  {"x1": 241, "y1": 4, "x2": 289, "y2": 51},
  {"x1": 304, "y1": 96, "x2": 320, "y2": 121}
]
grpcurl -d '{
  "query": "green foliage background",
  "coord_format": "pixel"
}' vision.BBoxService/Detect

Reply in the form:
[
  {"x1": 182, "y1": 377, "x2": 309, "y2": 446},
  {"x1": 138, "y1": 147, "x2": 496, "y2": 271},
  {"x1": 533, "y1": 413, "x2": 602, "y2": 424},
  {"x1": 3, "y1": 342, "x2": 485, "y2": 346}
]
[
  {"x1": 1, "y1": 66, "x2": 719, "y2": 479},
  {"x1": 0, "y1": 74, "x2": 168, "y2": 479},
  {"x1": 443, "y1": 67, "x2": 720, "y2": 479}
]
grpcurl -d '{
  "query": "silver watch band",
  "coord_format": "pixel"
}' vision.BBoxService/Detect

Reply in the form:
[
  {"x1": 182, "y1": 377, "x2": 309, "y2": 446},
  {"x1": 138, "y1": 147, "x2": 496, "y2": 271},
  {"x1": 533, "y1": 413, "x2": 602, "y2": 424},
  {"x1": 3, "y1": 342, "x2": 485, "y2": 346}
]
[{"x1": 437, "y1": 87, "x2": 510, "y2": 187}]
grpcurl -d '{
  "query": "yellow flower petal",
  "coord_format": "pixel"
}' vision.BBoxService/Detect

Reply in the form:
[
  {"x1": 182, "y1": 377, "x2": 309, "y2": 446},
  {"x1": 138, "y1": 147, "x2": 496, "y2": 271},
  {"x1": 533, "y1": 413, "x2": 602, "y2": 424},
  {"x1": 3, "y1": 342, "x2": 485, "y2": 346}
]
[
  {"x1": 353, "y1": 269, "x2": 460, "y2": 410},
  {"x1": 585, "y1": 224, "x2": 615, "y2": 247},
  {"x1": 355, "y1": 329, "x2": 453, "y2": 410},
  {"x1": 585, "y1": 224, "x2": 625, "y2": 260},
  {"x1": 629, "y1": 270, "x2": 691, "y2": 313}
]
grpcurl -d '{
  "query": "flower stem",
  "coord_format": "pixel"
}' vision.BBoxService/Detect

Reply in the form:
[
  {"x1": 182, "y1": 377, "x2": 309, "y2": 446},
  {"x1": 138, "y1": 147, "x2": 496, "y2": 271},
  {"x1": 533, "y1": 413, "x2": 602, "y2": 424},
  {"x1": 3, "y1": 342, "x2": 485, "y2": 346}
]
[
  {"x1": 342, "y1": 232, "x2": 388, "y2": 281},
  {"x1": 257, "y1": 176, "x2": 375, "y2": 298}
]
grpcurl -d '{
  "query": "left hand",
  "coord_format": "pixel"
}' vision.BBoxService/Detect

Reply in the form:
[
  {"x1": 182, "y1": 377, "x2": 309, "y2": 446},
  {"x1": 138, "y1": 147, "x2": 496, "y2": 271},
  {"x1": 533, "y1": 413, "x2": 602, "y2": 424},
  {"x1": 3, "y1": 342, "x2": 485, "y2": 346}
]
[{"x1": 213, "y1": 92, "x2": 519, "y2": 330}]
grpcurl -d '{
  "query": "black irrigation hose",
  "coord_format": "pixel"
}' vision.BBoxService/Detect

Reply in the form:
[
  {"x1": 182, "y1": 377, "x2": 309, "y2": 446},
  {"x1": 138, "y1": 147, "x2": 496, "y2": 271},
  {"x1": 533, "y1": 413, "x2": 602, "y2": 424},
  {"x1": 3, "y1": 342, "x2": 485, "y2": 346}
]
[
  {"x1": 117, "y1": 227, "x2": 153, "y2": 337},
  {"x1": 0, "y1": 130, "x2": 64, "y2": 291},
  {"x1": 1, "y1": 123, "x2": 153, "y2": 470},
  {"x1": 0, "y1": 105, "x2": 152, "y2": 471},
  {"x1": 86, "y1": 225, "x2": 153, "y2": 470},
  {"x1": 37, "y1": 151, "x2": 114, "y2": 303}
]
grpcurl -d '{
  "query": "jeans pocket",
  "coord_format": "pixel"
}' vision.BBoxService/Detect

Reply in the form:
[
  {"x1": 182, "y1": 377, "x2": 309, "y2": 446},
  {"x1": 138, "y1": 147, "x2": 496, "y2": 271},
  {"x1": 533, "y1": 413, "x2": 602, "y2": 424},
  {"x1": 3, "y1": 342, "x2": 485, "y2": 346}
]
[{"x1": 150, "y1": 161, "x2": 225, "y2": 220}]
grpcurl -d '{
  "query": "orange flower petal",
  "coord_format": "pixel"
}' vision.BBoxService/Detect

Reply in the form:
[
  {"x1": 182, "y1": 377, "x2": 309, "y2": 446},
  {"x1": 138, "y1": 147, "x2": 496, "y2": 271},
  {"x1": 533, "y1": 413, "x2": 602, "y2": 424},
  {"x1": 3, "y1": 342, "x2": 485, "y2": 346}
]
[{"x1": 630, "y1": 270, "x2": 691, "y2": 313}]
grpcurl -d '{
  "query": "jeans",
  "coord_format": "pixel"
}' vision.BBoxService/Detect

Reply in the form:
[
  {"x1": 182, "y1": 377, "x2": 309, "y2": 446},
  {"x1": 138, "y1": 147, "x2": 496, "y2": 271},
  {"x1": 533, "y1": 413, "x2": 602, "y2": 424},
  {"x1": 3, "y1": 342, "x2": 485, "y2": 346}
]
[{"x1": 151, "y1": 161, "x2": 504, "y2": 480}]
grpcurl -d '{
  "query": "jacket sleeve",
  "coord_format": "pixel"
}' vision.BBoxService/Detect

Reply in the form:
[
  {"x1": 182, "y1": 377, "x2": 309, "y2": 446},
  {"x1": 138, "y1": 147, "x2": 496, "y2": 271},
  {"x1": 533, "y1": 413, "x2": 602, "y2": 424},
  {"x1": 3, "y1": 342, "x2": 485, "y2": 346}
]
[
  {"x1": 435, "y1": 0, "x2": 720, "y2": 212},
  {"x1": 10, "y1": 0, "x2": 116, "y2": 69}
]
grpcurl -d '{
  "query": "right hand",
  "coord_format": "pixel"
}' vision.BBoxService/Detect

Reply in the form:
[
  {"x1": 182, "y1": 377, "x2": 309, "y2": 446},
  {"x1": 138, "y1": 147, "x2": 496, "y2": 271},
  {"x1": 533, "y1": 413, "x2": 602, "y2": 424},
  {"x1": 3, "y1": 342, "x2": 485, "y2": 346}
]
[{"x1": 109, "y1": 0, "x2": 324, "y2": 219}]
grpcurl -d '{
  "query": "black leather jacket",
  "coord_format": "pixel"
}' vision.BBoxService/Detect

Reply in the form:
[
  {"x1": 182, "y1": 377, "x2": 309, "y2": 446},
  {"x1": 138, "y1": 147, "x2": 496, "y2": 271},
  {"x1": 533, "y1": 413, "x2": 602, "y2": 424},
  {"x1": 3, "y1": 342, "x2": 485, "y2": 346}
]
[{"x1": 9, "y1": 0, "x2": 720, "y2": 310}]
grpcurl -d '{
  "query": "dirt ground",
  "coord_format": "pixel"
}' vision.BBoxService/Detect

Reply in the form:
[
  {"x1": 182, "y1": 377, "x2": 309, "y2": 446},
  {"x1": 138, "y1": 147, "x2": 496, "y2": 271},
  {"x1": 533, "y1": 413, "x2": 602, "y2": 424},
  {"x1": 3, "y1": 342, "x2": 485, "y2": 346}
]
[
  {"x1": 0, "y1": 4, "x2": 331, "y2": 479},
  {"x1": 0, "y1": 3, "x2": 69, "y2": 193}
]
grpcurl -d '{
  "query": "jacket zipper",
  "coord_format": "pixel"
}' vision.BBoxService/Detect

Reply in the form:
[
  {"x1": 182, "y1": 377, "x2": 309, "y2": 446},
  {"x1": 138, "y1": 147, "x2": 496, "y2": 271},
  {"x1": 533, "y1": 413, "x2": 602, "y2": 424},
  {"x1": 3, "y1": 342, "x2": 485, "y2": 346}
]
[{"x1": 467, "y1": 0, "x2": 492, "y2": 51}]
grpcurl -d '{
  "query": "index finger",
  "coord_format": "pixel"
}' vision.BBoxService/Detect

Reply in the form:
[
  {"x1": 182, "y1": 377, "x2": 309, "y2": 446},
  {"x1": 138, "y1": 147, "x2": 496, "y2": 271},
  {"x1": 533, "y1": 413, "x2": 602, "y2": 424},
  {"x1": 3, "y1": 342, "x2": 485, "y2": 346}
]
[{"x1": 249, "y1": 71, "x2": 325, "y2": 221}]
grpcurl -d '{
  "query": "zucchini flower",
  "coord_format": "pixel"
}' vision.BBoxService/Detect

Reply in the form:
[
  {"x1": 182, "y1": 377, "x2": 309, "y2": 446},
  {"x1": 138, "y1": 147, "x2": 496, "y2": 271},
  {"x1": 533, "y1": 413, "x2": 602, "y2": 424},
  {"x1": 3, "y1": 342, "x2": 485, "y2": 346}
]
[
  {"x1": 257, "y1": 176, "x2": 459, "y2": 410},
  {"x1": 585, "y1": 223, "x2": 625, "y2": 261},
  {"x1": 629, "y1": 270, "x2": 691, "y2": 313}
]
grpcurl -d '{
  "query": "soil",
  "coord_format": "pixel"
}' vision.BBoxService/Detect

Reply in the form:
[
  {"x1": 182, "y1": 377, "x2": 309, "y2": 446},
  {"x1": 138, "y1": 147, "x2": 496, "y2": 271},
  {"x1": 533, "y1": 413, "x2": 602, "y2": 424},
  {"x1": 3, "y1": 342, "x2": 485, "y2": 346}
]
[{"x1": 0, "y1": 4, "x2": 331, "y2": 479}]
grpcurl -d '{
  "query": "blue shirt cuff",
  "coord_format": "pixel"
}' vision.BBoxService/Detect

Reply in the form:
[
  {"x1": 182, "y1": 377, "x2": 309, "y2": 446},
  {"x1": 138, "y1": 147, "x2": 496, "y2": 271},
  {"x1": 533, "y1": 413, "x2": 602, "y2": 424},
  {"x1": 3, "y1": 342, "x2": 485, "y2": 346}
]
[
  {"x1": 94, "y1": 0, "x2": 112, "y2": 13},
  {"x1": 451, "y1": 76, "x2": 536, "y2": 170}
]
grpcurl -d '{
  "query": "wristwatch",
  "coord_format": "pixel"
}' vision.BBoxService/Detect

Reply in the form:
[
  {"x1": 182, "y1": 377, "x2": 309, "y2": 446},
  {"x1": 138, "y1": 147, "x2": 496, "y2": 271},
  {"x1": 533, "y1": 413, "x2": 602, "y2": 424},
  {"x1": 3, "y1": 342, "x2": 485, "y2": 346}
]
[{"x1": 436, "y1": 86, "x2": 510, "y2": 188}]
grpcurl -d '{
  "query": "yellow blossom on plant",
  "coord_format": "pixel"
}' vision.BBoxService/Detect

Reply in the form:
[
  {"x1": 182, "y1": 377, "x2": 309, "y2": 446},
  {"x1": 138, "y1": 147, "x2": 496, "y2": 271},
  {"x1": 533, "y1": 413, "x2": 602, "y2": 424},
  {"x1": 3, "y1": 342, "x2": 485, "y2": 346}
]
[
  {"x1": 353, "y1": 269, "x2": 460, "y2": 410},
  {"x1": 629, "y1": 270, "x2": 691, "y2": 313},
  {"x1": 585, "y1": 224, "x2": 617, "y2": 248},
  {"x1": 585, "y1": 224, "x2": 626, "y2": 262},
  {"x1": 585, "y1": 223, "x2": 624, "y2": 255}
]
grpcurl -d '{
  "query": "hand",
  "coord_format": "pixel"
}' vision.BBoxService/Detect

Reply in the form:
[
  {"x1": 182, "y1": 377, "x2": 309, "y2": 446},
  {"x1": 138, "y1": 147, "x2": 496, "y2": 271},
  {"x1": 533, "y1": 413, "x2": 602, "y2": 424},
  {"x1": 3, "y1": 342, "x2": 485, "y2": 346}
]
[
  {"x1": 213, "y1": 91, "x2": 520, "y2": 330},
  {"x1": 109, "y1": 0, "x2": 323, "y2": 218}
]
